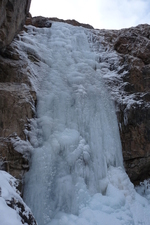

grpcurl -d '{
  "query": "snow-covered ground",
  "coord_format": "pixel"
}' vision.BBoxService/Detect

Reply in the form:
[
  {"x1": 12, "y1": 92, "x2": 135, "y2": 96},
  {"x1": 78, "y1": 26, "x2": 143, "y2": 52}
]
[
  {"x1": 0, "y1": 170, "x2": 35, "y2": 225},
  {"x1": 1, "y1": 22, "x2": 150, "y2": 225}
]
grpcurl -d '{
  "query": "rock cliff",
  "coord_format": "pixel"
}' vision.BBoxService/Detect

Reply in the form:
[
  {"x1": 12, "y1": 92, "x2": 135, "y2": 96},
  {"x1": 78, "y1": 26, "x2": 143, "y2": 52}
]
[
  {"x1": 0, "y1": 0, "x2": 33, "y2": 190},
  {"x1": 25, "y1": 15, "x2": 94, "y2": 29},
  {"x1": 0, "y1": 2, "x2": 37, "y2": 224},
  {"x1": 0, "y1": 44, "x2": 36, "y2": 189},
  {"x1": 0, "y1": 10, "x2": 150, "y2": 222},
  {"x1": 114, "y1": 25, "x2": 150, "y2": 184},
  {"x1": 0, "y1": 0, "x2": 31, "y2": 50},
  {"x1": 91, "y1": 24, "x2": 150, "y2": 184}
]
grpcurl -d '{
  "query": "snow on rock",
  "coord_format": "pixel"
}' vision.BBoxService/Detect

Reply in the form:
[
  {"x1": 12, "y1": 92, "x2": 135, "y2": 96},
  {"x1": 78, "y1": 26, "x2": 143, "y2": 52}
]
[
  {"x1": 0, "y1": 43, "x2": 37, "y2": 194},
  {"x1": 88, "y1": 24, "x2": 150, "y2": 183},
  {"x1": 0, "y1": 170, "x2": 37, "y2": 225}
]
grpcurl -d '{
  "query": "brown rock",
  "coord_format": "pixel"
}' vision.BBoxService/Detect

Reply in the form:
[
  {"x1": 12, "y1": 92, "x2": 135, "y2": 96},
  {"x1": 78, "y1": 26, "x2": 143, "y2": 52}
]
[
  {"x1": 90, "y1": 24, "x2": 150, "y2": 184},
  {"x1": 25, "y1": 16, "x2": 93, "y2": 29},
  {"x1": 26, "y1": 15, "x2": 52, "y2": 28},
  {"x1": 111, "y1": 24, "x2": 150, "y2": 184},
  {"x1": 0, "y1": 43, "x2": 36, "y2": 192},
  {"x1": 0, "y1": 0, "x2": 31, "y2": 50},
  {"x1": 0, "y1": 140, "x2": 29, "y2": 193},
  {"x1": 118, "y1": 105, "x2": 150, "y2": 184},
  {"x1": 114, "y1": 24, "x2": 150, "y2": 65}
]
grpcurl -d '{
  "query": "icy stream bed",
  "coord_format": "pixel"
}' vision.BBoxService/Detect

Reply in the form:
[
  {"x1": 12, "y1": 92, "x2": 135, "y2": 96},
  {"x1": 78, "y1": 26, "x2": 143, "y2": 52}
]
[{"x1": 20, "y1": 22, "x2": 150, "y2": 225}]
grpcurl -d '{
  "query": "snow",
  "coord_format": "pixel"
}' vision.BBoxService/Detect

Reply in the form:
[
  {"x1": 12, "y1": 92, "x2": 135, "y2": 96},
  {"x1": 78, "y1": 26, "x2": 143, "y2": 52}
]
[
  {"x1": 1, "y1": 21, "x2": 150, "y2": 225},
  {"x1": 47, "y1": 167, "x2": 150, "y2": 225},
  {"x1": 0, "y1": 170, "x2": 33, "y2": 225},
  {"x1": 0, "y1": 197, "x2": 21, "y2": 225},
  {"x1": 88, "y1": 29, "x2": 149, "y2": 113}
]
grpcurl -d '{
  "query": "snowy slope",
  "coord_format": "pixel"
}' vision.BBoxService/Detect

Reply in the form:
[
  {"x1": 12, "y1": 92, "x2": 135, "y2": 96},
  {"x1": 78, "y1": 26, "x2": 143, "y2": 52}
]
[{"x1": 0, "y1": 171, "x2": 36, "y2": 225}]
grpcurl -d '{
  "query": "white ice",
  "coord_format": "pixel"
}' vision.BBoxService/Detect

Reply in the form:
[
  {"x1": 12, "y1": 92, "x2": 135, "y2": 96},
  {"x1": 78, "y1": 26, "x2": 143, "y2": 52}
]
[{"x1": 17, "y1": 22, "x2": 150, "y2": 225}]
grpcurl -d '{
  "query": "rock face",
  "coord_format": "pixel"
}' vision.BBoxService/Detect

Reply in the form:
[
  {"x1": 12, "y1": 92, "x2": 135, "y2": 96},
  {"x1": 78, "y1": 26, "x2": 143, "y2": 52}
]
[
  {"x1": 0, "y1": 0, "x2": 31, "y2": 50},
  {"x1": 26, "y1": 15, "x2": 94, "y2": 29},
  {"x1": 0, "y1": 43, "x2": 36, "y2": 192},
  {"x1": 0, "y1": 0, "x2": 33, "y2": 193},
  {"x1": 0, "y1": 1, "x2": 37, "y2": 224},
  {"x1": 114, "y1": 25, "x2": 150, "y2": 184},
  {"x1": 91, "y1": 24, "x2": 150, "y2": 184}
]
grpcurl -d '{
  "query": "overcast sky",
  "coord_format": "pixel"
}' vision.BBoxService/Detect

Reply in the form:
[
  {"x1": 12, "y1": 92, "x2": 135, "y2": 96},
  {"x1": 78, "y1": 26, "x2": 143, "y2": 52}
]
[{"x1": 30, "y1": 0, "x2": 150, "y2": 29}]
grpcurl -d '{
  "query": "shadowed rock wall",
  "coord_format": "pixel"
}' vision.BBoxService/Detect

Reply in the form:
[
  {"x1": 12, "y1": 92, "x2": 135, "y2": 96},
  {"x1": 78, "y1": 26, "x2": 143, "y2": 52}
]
[
  {"x1": 91, "y1": 24, "x2": 150, "y2": 184},
  {"x1": 0, "y1": 0, "x2": 33, "y2": 191},
  {"x1": 0, "y1": 44, "x2": 36, "y2": 191},
  {"x1": 0, "y1": 0, "x2": 31, "y2": 50},
  {"x1": 114, "y1": 24, "x2": 150, "y2": 184},
  {"x1": 0, "y1": 2, "x2": 38, "y2": 224}
]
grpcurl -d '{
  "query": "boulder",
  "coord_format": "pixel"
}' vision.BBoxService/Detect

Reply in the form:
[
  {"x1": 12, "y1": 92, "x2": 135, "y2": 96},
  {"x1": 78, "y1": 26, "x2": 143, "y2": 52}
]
[{"x1": 25, "y1": 15, "x2": 93, "y2": 29}]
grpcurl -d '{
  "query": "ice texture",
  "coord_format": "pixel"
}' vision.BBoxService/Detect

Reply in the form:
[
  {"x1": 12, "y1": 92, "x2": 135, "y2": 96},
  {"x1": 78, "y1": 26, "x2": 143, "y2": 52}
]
[{"x1": 20, "y1": 22, "x2": 150, "y2": 225}]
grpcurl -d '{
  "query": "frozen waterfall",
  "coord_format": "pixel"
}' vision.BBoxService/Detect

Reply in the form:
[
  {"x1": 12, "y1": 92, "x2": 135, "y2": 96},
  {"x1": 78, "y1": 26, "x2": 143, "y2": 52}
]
[{"x1": 22, "y1": 22, "x2": 150, "y2": 225}]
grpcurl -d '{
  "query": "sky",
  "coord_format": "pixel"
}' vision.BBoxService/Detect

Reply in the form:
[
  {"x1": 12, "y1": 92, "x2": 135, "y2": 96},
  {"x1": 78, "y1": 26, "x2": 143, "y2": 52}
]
[{"x1": 30, "y1": 0, "x2": 150, "y2": 30}]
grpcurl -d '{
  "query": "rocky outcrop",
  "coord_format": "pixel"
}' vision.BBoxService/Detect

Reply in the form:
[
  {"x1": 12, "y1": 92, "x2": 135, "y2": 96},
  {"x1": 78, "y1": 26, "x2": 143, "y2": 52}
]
[
  {"x1": 114, "y1": 24, "x2": 150, "y2": 184},
  {"x1": 26, "y1": 15, "x2": 94, "y2": 29},
  {"x1": 0, "y1": 42, "x2": 36, "y2": 193},
  {"x1": 118, "y1": 105, "x2": 150, "y2": 184},
  {"x1": 0, "y1": 0, "x2": 34, "y2": 194},
  {"x1": 0, "y1": 1, "x2": 37, "y2": 223},
  {"x1": 0, "y1": 0, "x2": 31, "y2": 50},
  {"x1": 91, "y1": 24, "x2": 150, "y2": 184},
  {"x1": 7, "y1": 197, "x2": 37, "y2": 224}
]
